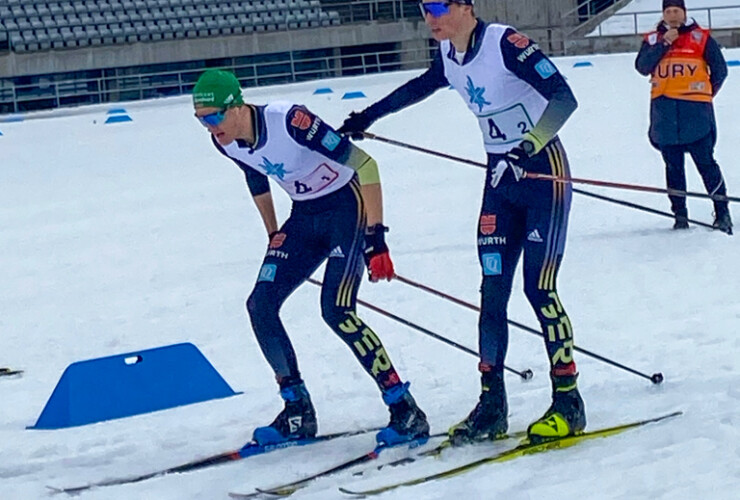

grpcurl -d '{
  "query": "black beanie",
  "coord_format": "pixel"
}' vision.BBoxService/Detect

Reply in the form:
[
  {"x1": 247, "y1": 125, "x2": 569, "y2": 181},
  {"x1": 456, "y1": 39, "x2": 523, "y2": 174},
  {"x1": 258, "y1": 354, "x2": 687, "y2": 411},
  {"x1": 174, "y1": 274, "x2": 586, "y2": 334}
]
[{"x1": 663, "y1": 0, "x2": 686, "y2": 10}]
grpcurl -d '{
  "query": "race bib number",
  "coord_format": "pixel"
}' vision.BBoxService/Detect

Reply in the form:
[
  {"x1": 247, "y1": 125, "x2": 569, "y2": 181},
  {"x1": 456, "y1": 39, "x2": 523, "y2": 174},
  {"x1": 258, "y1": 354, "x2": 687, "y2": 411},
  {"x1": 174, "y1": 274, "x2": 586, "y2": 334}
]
[
  {"x1": 291, "y1": 163, "x2": 340, "y2": 196},
  {"x1": 477, "y1": 104, "x2": 534, "y2": 147}
]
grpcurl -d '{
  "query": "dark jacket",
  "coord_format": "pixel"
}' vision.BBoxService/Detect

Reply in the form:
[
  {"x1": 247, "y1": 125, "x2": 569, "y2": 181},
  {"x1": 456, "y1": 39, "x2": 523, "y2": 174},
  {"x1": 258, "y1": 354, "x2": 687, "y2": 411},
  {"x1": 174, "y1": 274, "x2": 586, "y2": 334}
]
[{"x1": 635, "y1": 21, "x2": 727, "y2": 147}]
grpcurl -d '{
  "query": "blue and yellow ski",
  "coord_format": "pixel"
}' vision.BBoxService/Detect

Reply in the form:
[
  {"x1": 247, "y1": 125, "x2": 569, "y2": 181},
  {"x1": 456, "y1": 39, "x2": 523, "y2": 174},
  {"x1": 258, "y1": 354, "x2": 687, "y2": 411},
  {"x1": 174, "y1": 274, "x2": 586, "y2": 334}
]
[{"x1": 339, "y1": 411, "x2": 682, "y2": 497}]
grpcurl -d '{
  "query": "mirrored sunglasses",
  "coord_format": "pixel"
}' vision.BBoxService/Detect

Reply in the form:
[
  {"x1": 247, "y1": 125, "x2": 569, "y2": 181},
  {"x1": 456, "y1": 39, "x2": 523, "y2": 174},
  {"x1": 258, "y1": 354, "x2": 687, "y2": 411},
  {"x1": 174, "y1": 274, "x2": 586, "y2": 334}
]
[
  {"x1": 196, "y1": 108, "x2": 228, "y2": 127},
  {"x1": 419, "y1": 1, "x2": 452, "y2": 18}
]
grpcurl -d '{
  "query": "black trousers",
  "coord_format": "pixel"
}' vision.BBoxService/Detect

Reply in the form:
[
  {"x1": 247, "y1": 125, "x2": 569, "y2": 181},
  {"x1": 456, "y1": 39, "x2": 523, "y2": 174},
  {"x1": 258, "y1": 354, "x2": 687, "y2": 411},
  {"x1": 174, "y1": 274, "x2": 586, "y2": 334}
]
[
  {"x1": 659, "y1": 132, "x2": 728, "y2": 216},
  {"x1": 246, "y1": 178, "x2": 401, "y2": 391},
  {"x1": 477, "y1": 139, "x2": 575, "y2": 375}
]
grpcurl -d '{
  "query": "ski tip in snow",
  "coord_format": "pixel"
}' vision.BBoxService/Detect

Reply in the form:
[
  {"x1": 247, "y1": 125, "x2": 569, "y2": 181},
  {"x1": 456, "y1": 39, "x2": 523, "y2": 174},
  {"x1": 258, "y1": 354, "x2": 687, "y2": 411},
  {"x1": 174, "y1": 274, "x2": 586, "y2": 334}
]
[
  {"x1": 0, "y1": 368, "x2": 23, "y2": 378},
  {"x1": 255, "y1": 487, "x2": 294, "y2": 497},
  {"x1": 338, "y1": 486, "x2": 363, "y2": 496}
]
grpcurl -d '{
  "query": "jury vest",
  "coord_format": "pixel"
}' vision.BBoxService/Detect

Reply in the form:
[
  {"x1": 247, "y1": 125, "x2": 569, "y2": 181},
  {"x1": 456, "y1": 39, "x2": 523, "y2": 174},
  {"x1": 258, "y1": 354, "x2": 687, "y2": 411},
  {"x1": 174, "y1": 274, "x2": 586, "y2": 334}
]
[{"x1": 647, "y1": 27, "x2": 713, "y2": 103}]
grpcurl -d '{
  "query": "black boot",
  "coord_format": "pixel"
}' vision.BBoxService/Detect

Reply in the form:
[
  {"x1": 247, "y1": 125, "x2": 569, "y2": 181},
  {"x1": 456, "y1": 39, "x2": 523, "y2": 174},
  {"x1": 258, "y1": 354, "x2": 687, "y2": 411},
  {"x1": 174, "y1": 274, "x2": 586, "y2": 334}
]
[
  {"x1": 376, "y1": 382, "x2": 430, "y2": 446},
  {"x1": 673, "y1": 208, "x2": 689, "y2": 230},
  {"x1": 252, "y1": 381, "x2": 317, "y2": 446},
  {"x1": 527, "y1": 369, "x2": 586, "y2": 443},
  {"x1": 449, "y1": 368, "x2": 508, "y2": 446},
  {"x1": 713, "y1": 211, "x2": 733, "y2": 235}
]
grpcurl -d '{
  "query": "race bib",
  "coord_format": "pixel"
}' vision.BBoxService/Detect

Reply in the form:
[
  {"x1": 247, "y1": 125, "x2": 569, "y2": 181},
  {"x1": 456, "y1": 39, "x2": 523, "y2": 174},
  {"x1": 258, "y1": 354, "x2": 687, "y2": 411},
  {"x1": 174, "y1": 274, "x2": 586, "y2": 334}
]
[
  {"x1": 477, "y1": 103, "x2": 534, "y2": 147},
  {"x1": 290, "y1": 163, "x2": 340, "y2": 196}
]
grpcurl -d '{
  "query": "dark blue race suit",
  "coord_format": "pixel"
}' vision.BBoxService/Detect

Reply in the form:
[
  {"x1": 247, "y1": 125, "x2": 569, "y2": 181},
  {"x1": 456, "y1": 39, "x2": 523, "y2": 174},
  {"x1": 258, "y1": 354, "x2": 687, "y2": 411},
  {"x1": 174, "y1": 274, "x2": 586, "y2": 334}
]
[
  {"x1": 354, "y1": 20, "x2": 578, "y2": 375},
  {"x1": 213, "y1": 105, "x2": 401, "y2": 391}
]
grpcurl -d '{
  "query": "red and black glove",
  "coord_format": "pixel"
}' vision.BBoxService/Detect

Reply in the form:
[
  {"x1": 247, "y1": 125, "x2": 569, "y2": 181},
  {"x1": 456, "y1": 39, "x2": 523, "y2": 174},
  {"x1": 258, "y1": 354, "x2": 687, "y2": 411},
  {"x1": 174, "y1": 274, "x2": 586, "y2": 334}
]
[{"x1": 364, "y1": 224, "x2": 394, "y2": 282}]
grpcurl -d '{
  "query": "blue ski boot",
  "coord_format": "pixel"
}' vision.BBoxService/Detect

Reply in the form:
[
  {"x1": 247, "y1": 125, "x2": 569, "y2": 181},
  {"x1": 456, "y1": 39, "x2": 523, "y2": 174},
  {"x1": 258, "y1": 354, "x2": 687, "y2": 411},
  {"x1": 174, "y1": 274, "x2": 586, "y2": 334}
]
[
  {"x1": 376, "y1": 382, "x2": 430, "y2": 446},
  {"x1": 252, "y1": 382, "x2": 318, "y2": 446}
]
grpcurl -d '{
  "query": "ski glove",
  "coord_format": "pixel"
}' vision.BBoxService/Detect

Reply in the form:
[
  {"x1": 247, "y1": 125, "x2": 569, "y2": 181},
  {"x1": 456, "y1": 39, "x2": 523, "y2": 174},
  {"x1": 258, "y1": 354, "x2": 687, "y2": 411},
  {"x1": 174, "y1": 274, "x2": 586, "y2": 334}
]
[
  {"x1": 364, "y1": 224, "x2": 395, "y2": 282},
  {"x1": 337, "y1": 111, "x2": 374, "y2": 140},
  {"x1": 489, "y1": 142, "x2": 533, "y2": 189}
]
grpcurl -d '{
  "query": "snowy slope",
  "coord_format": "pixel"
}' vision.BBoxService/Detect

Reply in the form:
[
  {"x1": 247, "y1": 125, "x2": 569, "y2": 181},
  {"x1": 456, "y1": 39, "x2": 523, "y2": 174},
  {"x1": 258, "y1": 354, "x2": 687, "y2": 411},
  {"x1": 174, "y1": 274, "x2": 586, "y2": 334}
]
[{"x1": 1, "y1": 48, "x2": 739, "y2": 499}]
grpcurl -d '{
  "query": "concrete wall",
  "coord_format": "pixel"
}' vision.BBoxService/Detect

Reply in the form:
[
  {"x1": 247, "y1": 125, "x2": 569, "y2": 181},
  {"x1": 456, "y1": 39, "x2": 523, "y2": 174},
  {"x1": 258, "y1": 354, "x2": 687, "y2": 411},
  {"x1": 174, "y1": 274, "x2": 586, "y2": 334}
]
[
  {"x1": 476, "y1": 0, "x2": 578, "y2": 29},
  {"x1": 0, "y1": 20, "x2": 429, "y2": 79}
]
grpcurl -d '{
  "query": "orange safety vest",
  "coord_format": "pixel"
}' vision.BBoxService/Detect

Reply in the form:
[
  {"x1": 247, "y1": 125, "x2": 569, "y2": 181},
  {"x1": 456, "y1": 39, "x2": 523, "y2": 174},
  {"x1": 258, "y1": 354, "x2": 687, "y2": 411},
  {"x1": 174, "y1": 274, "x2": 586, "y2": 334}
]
[{"x1": 646, "y1": 27, "x2": 713, "y2": 103}]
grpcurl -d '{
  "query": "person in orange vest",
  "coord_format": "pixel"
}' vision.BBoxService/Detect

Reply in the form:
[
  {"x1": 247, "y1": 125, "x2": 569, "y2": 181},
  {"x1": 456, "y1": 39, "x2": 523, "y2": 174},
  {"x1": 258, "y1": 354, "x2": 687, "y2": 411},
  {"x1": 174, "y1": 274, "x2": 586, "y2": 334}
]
[{"x1": 635, "y1": 0, "x2": 731, "y2": 234}]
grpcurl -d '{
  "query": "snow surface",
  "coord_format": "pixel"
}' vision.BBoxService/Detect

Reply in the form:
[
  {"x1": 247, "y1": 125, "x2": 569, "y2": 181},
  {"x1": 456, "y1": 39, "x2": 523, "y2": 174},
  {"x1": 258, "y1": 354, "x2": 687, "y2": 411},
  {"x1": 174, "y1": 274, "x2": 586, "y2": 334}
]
[
  {"x1": 591, "y1": 0, "x2": 740, "y2": 36},
  {"x1": 1, "y1": 48, "x2": 740, "y2": 500}
]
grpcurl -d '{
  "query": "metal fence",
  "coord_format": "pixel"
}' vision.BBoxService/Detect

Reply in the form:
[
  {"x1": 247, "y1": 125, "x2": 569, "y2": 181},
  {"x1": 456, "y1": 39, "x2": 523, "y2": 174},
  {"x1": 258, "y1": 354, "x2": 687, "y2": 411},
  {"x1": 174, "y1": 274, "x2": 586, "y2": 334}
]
[
  {"x1": 320, "y1": 0, "x2": 419, "y2": 23},
  {"x1": 0, "y1": 43, "x2": 432, "y2": 114}
]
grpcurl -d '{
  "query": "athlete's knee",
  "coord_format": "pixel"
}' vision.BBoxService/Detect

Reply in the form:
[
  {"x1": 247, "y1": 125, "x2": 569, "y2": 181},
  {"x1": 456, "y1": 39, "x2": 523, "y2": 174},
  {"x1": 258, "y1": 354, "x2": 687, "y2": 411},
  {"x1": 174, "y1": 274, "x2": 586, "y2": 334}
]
[
  {"x1": 664, "y1": 160, "x2": 682, "y2": 171},
  {"x1": 479, "y1": 279, "x2": 511, "y2": 330},
  {"x1": 523, "y1": 281, "x2": 550, "y2": 307},
  {"x1": 320, "y1": 298, "x2": 350, "y2": 329},
  {"x1": 525, "y1": 283, "x2": 566, "y2": 313},
  {"x1": 321, "y1": 305, "x2": 346, "y2": 329},
  {"x1": 246, "y1": 287, "x2": 280, "y2": 322},
  {"x1": 481, "y1": 277, "x2": 512, "y2": 310}
]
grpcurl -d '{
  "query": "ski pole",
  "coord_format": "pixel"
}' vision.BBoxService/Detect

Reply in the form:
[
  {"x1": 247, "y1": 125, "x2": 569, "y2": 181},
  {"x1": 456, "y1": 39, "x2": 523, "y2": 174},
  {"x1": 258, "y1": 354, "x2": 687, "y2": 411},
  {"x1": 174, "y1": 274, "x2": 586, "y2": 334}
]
[
  {"x1": 393, "y1": 274, "x2": 664, "y2": 385},
  {"x1": 528, "y1": 171, "x2": 740, "y2": 204},
  {"x1": 306, "y1": 278, "x2": 534, "y2": 381},
  {"x1": 574, "y1": 188, "x2": 715, "y2": 230},
  {"x1": 361, "y1": 131, "x2": 740, "y2": 204},
  {"x1": 362, "y1": 131, "x2": 488, "y2": 169}
]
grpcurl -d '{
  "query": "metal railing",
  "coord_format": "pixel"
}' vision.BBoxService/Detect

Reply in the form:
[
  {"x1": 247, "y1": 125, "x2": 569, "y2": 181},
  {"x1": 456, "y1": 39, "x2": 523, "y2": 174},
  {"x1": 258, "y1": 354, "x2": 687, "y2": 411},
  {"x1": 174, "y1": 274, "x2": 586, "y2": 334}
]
[
  {"x1": 561, "y1": 0, "x2": 622, "y2": 23},
  {"x1": 588, "y1": 5, "x2": 740, "y2": 37},
  {"x1": 0, "y1": 0, "x2": 420, "y2": 52},
  {"x1": 0, "y1": 44, "x2": 433, "y2": 114},
  {"x1": 320, "y1": 0, "x2": 419, "y2": 23}
]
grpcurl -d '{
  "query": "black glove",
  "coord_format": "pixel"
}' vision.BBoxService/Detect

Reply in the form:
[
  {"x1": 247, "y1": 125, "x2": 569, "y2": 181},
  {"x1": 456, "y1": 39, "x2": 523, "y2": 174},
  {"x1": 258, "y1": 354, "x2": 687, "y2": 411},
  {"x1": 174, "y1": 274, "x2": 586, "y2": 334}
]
[
  {"x1": 337, "y1": 111, "x2": 374, "y2": 140},
  {"x1": 489, "y1": 141, "x2": 533, "y2": 188}
]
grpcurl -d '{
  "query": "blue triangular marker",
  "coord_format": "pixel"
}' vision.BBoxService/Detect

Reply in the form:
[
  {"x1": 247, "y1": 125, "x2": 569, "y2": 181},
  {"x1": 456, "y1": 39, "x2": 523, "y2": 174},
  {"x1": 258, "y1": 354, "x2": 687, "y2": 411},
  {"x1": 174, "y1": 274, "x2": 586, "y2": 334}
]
[
  {"x1": 313, "y1": 88, "x2": 333, "y2": 95},
  {"x1": 30, "y1": 342, "x2": 241, "y2": 429},
  {"x1": 342, "y1": 91, "x2": 366, "y2": 100},
  {"x1": 105, "y1": 115, "x2": 133, "y2": 124},
  {"x1": 573, "y1": 62, "x2": 593, "y2": 68},
  {"x1": 107, "y1": 108, "x2": 128, "y2": 114},
  {"x1": 727, "y1": 60, "x2": 739, "y2": 67}
]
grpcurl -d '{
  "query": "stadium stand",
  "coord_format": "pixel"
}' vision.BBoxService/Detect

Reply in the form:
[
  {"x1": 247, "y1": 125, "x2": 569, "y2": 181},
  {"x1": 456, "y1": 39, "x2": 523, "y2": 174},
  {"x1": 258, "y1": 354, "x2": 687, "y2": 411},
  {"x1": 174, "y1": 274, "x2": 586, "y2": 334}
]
[{"x1": 0, "y1": 0, "x2": 341, "y2": 52}]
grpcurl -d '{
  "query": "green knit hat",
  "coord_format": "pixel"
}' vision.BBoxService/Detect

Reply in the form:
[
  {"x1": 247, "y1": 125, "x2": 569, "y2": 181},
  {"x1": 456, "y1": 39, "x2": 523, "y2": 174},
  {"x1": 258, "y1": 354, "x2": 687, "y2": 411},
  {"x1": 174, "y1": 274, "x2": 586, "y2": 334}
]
[{"x1": 192, "y1": 69, "x2": 244, "y2": 108}]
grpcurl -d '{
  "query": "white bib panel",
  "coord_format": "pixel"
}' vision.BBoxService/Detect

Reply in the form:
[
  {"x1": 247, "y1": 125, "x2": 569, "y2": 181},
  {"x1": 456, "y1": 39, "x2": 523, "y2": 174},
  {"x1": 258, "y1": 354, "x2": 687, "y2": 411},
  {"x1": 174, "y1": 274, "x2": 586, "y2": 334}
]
[
  {"x1": 221, "y1": 102, "x2": 356, "y2": 201},
  {"x1": 441, "y1": 24, "x2": 549, "y2": 154}
]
